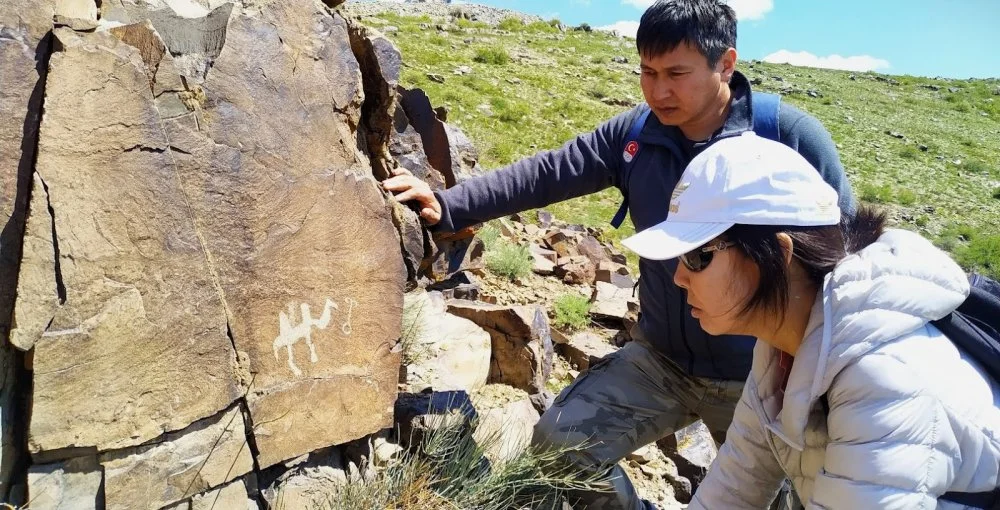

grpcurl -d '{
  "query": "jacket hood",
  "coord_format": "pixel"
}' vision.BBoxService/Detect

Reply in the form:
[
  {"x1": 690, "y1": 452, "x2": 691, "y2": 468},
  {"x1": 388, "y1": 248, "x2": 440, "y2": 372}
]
[{"x1": 755, "y1": 228, "x2": 970, "y2": 449}]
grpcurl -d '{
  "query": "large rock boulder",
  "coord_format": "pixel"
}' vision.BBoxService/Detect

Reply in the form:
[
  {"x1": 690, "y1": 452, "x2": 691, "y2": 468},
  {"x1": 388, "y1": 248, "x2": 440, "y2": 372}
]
[
  {"x1": 402, "y1": 290, "x2": 491, "y2": 393},
  {"x1": 446, "y1": 301, "x2": 554, "y2": 394}
]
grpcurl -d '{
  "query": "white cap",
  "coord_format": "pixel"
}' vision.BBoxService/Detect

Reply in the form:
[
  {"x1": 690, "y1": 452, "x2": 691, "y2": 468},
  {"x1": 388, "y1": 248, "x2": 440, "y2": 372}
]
[{"x1": 621, "y1": 132, "x2": 841, "y2": 261}]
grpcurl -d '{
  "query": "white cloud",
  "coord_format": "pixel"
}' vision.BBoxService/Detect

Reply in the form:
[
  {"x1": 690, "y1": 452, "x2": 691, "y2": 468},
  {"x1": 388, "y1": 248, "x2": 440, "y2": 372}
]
[
  {"x1": 762, "y1": 50, "x2": 891, "y2": 72},
  {"x1": 597, "y1": 20, "x2": 640, "y2": 38},
  {"x1": 622, "y1": 0, "x2": 773, "y2": 20}
]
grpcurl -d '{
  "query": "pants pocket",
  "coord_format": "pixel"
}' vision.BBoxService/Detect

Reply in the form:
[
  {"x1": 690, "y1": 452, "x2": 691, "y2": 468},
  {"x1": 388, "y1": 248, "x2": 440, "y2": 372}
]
[{"x1": 552, "y1": 351, "x2": 618, "y2": 407}]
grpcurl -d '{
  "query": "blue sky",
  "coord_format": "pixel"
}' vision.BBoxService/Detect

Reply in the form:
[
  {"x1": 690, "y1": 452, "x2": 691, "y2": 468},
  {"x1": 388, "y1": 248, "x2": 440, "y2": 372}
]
[{"x1": 453, "y1": 0, "x2": 999, "y2": 79}]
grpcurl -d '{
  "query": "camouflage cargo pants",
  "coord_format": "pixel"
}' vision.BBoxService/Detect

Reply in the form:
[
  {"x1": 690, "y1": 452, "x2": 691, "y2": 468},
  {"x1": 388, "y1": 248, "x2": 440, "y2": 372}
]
[{"x1": 531, "y1": 339, "x2": 745, "y2": 510}]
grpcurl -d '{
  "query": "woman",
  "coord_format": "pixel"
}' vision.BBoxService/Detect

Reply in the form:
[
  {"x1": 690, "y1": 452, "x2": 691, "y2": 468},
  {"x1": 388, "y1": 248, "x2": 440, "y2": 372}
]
[{"x1": 622, "y1": 132, "x2": 1000, "y2": 509}]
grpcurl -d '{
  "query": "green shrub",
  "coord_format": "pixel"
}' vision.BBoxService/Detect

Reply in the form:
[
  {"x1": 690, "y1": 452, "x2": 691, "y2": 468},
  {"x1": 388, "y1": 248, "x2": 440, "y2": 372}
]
[
  {"x1": 897, "y1": 188, "x2": 917, "y2": 206},
  {"x1": 473, "y1": 46, "x2": 510, "y2": 65},
  {"x1": 954, "y1": 234, "x2": 1000, "y2": 279},
  {"x1": 322, "y1": 402, "x2": 607, "y2": 510},
  {"x1": 498, "y1": 17, "x2": 525, "y2": 31},
  {"x1": 858, "y1": 182, "x2": 893, "y2": 204},
  {"x1": 962, "y1": 159, "x2": 990, "y2": 174},
  {"x1": 552, "y1": 294, "x2": 591, "y2": 331},
  {"x1": 992, "y1": 186, "x2": 1000, "y2": 200},
  {"x1": 898, "y1": 146, "x2": 919, "y2": 160},
  {"x1": 486, "y1": 242, "x2": 532, "y2": 281}
]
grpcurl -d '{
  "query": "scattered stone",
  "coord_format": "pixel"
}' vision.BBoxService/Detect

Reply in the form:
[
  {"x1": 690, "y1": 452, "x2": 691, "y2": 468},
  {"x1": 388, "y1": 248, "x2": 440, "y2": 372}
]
[
  {"x1": 383, "y1": 25, "x2": 399, "y2": 34},
  {"x1": 633, "y1": 67, "x2": 642, "y2": 75},
  {"x1": 447, "y1": 301, "x2": 554, "y2": 394},
  {"x1": 922, "y1": 84, "x2": 941, "y2": 91},
  {"x1": 261, "y1": 448, "x2": 350, "y2": 509},
  {"x1": 402, "y1": 290, "x2": 491, "y2": 393},
  {"x1": 530, "y1": 247, "x2": 557, "y2": 276},
  {"x1": 544, "y1": 230, "x2": 578, "y2": 257},
  {"x1": 590, "y1": 281, "x2": 638, "y2": 322},
  {"x1": 657, "y1": 421, "x2": 718, "y2": 492},
  {"x1": 537, "y1": 209, "x2": 555, "y2": 228},
  {"x1": 806, "y1": 89, "x2": 822, "y2": 98},
  {"x1": 611, "y1": 55, "x2": 628, "y2": 64},
  {"x1": 427, "y1": 73, "x2": 446, "y2": 83},
  {"x1": 849, "y1": 74, "x2": 856, "y2": 80},
  {"x1": 919, "y1": 144, "x2": 929, "y2": 152},
  {"x1": 750, "y1": 76, "x2": 763, "y2": 85},
  {"x1": 394, "y1": 391, "x2": 476, "y2": 448},
  {"x1": 454, "y1": 65, "x2": 473, "y2": 75},
  {"x1": 993, "y1": 86, "x2": 1000, "y2": 96},
  {"x1": 561, "y1": 331, "x2": 616, "y2": 371},
  {"x1": 885, "y1": 130, "x2": 906, "y2": 139},
  {"x1": 771, "y1": 75, "x2": 784, "y2": 82},
  {"x1": 27, "y1": 456, "x2": 102, "y2": 510},
  {"x1": 506, "y1": 76, "x2": 521, "y2": 84},
  {"x1": 948, "y1": 87, "x2": 960, "y2": 93},
  {"x1": 471, "y1": 390, "x2": 540, "y2": 464},
  {"x1": 554, "y1": 255, "x2": 596, "y2": 285},
  {"x1": 427, "y1": 271, "x2": 483, "y2": 301}
]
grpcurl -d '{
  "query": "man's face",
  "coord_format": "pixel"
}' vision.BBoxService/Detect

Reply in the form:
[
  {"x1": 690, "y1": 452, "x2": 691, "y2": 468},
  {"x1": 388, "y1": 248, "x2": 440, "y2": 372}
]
[{"x1": 639, "y1": 43, "x2": 734, "y2": 129}]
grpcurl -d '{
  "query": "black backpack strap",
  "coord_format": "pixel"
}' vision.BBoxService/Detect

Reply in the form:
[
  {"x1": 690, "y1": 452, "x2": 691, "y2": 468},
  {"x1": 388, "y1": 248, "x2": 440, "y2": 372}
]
[
  {"x1": 940, "y1": 489, "x2": 1000, "y2": 509},
  {"x1": 610, "y1": 106, "x2": 651, "y2": 229}
]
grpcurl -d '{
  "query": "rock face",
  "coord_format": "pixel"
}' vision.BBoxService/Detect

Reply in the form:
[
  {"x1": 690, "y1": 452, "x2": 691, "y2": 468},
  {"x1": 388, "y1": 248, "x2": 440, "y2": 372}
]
[
  {"x1": 0, "y1": 0, "x2": 55, "y2": 497},
  {"x1": 100, "y1": 406, "x2": 253, "y2": 510},
  {"x1": 25, "y1": 26, "x2": 243, "y2": 454},
  {"x1": 0, "y1": 0, "x2": 459, "y2": 507}
]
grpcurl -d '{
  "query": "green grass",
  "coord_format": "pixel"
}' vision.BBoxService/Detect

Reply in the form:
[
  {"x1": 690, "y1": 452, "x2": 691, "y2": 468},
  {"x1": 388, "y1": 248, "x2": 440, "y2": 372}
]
[
  {"x1": 322, "y1": 406, "x2": 609, "y2": 509},
  {"x1": 954, "y1": 235, "x2": 1000, "y2": 279},
  {"x1": 361, "y1": 13, "x2": 1000, "y2": 274},
  {"x1": 473, "y1": 46, "x2": 511, "y2": 65},
  {"x1": 551, "y1": 293, "x2": 591, "y2": 331}
]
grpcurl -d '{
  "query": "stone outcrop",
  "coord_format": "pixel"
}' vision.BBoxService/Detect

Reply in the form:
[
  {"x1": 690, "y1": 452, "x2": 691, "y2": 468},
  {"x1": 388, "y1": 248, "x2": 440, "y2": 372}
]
[{"x1": 0, "y1": 0, "x2": 493, "y2": 506}]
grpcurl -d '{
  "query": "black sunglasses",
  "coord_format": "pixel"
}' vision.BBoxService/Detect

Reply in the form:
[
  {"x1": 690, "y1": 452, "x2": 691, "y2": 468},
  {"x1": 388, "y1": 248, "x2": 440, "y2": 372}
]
[{"x1": 679, "y1": 240, "x2": 736, "y2": 272}]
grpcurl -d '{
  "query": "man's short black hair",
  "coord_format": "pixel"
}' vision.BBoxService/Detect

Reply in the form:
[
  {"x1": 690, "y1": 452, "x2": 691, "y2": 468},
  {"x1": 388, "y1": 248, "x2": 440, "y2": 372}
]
[{"x1": 636, "y1": 0, "x2": 737, "y2": 66}]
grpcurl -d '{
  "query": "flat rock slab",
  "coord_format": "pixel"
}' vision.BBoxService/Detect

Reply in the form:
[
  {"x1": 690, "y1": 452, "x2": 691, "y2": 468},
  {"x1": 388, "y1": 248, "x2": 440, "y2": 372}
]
[
  {"x1": 26, "y1": 456, "x2": 102, "y2": 510},
  {"x1": 23, "y1": 27, "x2": 242, "y2": 453},
  {"x1": 190, "y1": 479, "x2": 251, "y2": 510},
  {"x1": 100, "y1": 406, "x2": 253, "y2": 510},
  {"x1": 145, "y1": 0, "x2": 405, "y2": 467}
]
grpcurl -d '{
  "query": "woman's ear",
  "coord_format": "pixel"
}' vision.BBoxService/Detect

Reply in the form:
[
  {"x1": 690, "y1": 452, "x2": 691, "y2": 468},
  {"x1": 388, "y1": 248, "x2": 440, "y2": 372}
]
[{"x1": 776, "y1": 233, "x2": 794, "y2": 267}]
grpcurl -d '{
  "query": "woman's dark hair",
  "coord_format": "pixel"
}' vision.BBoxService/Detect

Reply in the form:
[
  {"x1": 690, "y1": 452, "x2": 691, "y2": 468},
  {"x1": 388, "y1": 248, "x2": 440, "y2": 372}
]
[{"x1": 724, "y1": 205, "x2": 887, "y2": 324}]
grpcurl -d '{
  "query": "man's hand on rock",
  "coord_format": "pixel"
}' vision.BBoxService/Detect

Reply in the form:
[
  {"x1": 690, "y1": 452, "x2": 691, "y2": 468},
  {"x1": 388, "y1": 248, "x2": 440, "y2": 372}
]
[{"x1": 382, "y1": 167, "x2": 443, "y2": 226}]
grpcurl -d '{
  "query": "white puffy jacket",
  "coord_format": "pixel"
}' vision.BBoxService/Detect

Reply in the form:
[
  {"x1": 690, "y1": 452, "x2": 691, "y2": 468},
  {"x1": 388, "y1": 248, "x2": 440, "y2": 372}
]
[{"x1": 690, "y1": 229, "x2": 1000, "y2": 509}]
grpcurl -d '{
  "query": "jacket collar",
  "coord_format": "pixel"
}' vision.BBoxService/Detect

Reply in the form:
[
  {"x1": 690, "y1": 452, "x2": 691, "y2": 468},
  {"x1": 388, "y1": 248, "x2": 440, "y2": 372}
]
[{"x1": 750, "y1": 229, "x2": 971, "y2": 451}]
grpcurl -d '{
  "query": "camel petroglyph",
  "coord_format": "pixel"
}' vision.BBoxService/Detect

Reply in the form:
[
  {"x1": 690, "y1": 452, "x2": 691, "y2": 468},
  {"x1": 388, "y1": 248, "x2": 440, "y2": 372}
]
[{"x1": 272, "y1": 297, "x2": 355, "y2": 376}]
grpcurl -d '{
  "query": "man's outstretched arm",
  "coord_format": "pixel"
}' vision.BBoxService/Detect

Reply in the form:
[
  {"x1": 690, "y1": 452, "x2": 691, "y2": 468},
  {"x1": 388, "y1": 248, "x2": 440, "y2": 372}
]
[{"x1": 383, "y1": 108, "x2": 638, "y2": 232}]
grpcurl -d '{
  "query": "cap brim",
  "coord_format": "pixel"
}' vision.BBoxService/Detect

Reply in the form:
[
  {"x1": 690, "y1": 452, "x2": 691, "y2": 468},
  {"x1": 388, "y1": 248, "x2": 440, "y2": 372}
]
[{"x1": 621, "y1": 221, "x2": 734, "y2": 261}]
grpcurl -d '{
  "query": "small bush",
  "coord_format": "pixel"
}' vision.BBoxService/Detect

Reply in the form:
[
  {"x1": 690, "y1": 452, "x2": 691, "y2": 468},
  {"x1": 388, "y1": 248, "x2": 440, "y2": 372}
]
[
  {"x1": 858, "y1": 182, "x2": 893, "y2": 204},
  {"x1": 552, "y1": 294, "x2": 591, "y2": 331},
  {"x1": 962, "y1": 159, "x2": 990, "y2": 174},
  {"x1": 322, "y1": 401, "x2": 608, "y2": 510},
  {"x1": 898, "y1": 146, "x2": 919, "y2": 160},
  {"x1": 897, "y1": 188, "x2": 917, "y2": 206},
  {"x1": 486, "y1": 242, "x2": 532, "y2": 281},
  {"x1": 992, "y1": 186, "x2": 1000, "y2": 200},
  {"x1": 473, "y1": 46, "x2": 510, "y2": 65},
  {"x1": 498, "y1": 17, "x2": 525, "y2": 31},
  {"x1": 954, "y1": 234, "x2": 1000, "y2": 279}
]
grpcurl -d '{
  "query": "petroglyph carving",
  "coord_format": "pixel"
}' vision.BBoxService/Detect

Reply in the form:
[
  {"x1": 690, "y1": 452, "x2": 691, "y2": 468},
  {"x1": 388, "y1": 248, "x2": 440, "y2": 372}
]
[{"x1": 272, "y1": 297, "x2": 355, "y2": 376}]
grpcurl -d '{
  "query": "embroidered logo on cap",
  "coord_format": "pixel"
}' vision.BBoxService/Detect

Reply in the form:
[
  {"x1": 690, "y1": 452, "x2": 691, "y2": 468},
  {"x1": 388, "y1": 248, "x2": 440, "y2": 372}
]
[
  {"x1": 669, "y1": 182, "x2": 690, "y2": 213},
  {"x1": 623, "y1": 141, "x2": 639, "y2": 163}
]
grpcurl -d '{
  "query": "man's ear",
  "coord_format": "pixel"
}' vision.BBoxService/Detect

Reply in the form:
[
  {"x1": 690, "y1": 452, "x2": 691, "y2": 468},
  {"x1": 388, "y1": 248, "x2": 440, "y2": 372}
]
[
  {"x1": 776, "y1": 232, "x2": 795, "y2": 267},
  {"x1": 719, "y1": 47, "x2": 737, "y2": 82}
]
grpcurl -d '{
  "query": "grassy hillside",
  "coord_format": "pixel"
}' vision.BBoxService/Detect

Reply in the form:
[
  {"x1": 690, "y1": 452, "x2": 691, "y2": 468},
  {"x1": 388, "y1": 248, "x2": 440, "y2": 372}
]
[{"x1": 359, "y1": 12, "x2": 1000, "y2": 277}]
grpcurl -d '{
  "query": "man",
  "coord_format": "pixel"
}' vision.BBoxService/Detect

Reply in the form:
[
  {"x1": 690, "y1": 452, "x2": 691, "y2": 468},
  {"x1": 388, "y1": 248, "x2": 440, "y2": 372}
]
[{"x1": 384, "y1": 1, "x2": 855, "y2": 508}]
